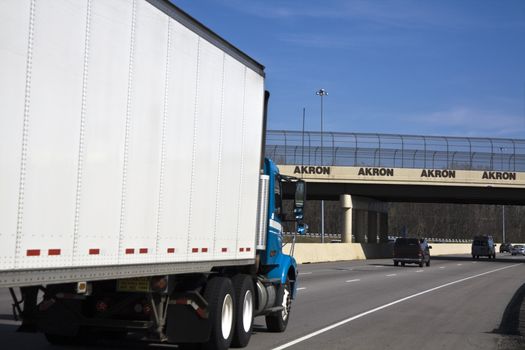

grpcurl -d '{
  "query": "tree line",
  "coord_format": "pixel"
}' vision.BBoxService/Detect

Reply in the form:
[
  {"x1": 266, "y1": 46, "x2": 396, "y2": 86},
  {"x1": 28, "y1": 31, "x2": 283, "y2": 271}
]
[{"x1": 284, "y1": 200, "x2": 525, "y2": 242}]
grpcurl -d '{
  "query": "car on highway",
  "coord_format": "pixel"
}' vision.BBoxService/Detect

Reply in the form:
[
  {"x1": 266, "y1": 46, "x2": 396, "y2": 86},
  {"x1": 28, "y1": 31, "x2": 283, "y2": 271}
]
[
  {"x1": 393, "y1": 238, "x2": 431, "y2": 267},
  {"x1": 511, "y1": 245, "x2": 525, "y2": 256},
  {"x1": 471, "y1": 235, "x2": 496, "y2": 259},
  {"x1": 499, "y1": 242, "x2": 513, "y2": 253}
]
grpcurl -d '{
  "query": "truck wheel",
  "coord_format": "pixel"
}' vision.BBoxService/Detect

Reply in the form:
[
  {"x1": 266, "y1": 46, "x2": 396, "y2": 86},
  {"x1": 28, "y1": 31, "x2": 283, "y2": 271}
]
[
  {"x1": 45, "y1": 333, "x2": 89, "y2": 346},
  {"x1": 203, "y1": 277, "x2": 235, "y2": 350},
  {"x1": 426, "y1": 259, "x2": 430, "y2": 267},
  {"x1": 231, "y1": 275, "x2": 254, "y2": 348},
  {"x1": 265, "y1": 278, "x2": 291, "y2": 332},
  {"x1": 45, "y1": 333, "x2": 77, "y2": 346}
]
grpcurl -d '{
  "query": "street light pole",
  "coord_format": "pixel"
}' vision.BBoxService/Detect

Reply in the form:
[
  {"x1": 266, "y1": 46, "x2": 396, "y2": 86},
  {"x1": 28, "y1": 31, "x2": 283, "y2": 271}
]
[
  {"x1": 316, "y1": 89, "x2": 327, "y2": 165},
  {"x1": 316, "y1": 89, "x2": 328, "y2": 243},
  {"x1": 502, "y1": 205, "x2": 506, "y2": 243},
  {"x1": 499, "y1": 147, "x2": 506, "y2": 244}
]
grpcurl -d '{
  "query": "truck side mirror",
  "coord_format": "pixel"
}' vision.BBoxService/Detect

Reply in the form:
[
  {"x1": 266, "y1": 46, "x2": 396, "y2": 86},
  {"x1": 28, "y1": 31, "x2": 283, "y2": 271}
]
[
  {"x1": 294, "y1": 207, "x2": 304, "y2": 221},
  {"x1": 294, "y1": 181, "x2": 306, "y2": 209},
  {"x1": 297, "y1": 223, "x2": 308, "y2": 235}
]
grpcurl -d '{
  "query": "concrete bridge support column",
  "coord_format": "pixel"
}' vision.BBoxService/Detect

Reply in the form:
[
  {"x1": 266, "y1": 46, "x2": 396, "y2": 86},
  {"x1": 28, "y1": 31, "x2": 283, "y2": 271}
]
[{"x1": 340, "y1": 194, "x2": 388, "y2": 244}]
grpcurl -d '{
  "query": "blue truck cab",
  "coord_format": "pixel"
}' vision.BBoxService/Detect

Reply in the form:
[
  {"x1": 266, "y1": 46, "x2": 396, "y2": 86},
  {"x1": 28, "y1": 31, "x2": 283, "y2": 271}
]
[{"x1": 256, "y1": 158, "x2": 306, "y2": 332}]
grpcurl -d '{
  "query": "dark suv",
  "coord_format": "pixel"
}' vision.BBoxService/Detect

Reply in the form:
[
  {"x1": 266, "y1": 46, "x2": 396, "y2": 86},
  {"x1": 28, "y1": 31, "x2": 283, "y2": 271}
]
[
  {"x1": 393, "y1": 238, "x2": 431, "y2": 267},
  {"x1": 472, "y1": 235, "x2": 496, "y2": 259},
  {"x1": 500, "y1": 243, "x2": 513, "y2": 253}
]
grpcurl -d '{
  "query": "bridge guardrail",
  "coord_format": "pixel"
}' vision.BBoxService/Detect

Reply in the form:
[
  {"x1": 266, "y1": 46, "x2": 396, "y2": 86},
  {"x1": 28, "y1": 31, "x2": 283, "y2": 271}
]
[{"x1": 266, "y1": 130, "x2": 525, "y2": 172}]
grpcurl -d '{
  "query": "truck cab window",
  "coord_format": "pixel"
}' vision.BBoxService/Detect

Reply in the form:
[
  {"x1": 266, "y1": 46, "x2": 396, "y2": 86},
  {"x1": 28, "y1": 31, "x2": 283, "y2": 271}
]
[{"x1": 274, "y1": 176, "x2": 282, "y2": 216}]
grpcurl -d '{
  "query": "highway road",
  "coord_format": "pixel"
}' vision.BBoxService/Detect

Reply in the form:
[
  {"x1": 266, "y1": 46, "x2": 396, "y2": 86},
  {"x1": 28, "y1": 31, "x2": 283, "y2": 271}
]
[{"x1": 1, "y1": 254, "x2": 524, "y2": 349}]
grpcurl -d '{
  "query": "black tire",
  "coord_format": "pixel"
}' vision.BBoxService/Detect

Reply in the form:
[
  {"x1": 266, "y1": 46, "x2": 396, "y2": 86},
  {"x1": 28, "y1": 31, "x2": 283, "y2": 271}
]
[
  {"x1": 419, "y1": 261, "x2": 423, "y2": 268},
  {"x1": 45, "y1": 334, "x2": 80, "y2": 346},
  {"x1": 265, "y1": 278, "x2": 292, "y2": 333},
  {"x1": 394, "y1": 261, "x2": 399, "y2": 266},
  {"x1": 426, "y1": 259, "x2": 430, "y2": 267},
  {"x1": 231, "y1": 275, "x2": 254, "y2": 348},
  {"x1": 203, "y1": 277, "x2": 235, "y2": 350}
]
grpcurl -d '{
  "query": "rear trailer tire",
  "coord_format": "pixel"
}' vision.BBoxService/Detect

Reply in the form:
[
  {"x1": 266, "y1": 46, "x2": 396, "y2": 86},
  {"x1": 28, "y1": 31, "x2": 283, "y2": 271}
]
[
  {"x1": 45, "y1": 333, "x2": 86, "y2": 346},
  {"x1": 265, "y1": 278, "x2": 292, "y2": 333},
  {"x1": 203, "y1": 277, "x2": 235, "y2": 350},
  {"x1": 231, "y1": 275, "x2": 254, "y2": 348}
]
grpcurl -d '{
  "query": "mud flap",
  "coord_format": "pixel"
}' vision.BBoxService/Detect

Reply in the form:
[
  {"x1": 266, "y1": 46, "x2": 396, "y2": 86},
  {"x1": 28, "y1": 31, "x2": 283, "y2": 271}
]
[
  {"x1": 166, "y1": 304, "x2": 211, "y2": 343},
  {"x1": 38, "y1": 300, "x2": 82, "y2": 336}
]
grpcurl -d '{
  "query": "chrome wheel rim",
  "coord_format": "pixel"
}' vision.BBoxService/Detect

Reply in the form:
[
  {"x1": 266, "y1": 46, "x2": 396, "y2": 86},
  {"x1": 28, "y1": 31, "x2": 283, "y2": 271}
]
[
  {"x1": 221, "y1": 294, "x2": 233, "y2": 339},
  {"x1": 242, "y1": 290, "x2": 254, "y2": 332}
]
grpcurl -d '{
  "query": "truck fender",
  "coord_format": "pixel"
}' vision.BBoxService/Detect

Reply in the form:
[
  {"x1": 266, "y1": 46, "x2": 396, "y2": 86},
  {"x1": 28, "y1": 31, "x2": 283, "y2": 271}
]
[{"x1": 276, "y1": 255, "x2": 298, "y2": 299}]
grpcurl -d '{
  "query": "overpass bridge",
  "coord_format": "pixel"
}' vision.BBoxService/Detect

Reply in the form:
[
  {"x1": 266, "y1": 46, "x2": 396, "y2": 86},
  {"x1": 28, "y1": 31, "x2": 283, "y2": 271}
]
[{"x1": 265, "y1": 130, "x2": 525, "y2": 243}]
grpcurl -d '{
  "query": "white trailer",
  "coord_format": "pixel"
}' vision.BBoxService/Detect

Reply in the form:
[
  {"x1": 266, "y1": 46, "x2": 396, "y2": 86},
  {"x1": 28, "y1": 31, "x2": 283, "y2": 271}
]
[{"x1": 0, "y1": 1, "x2": 306, "y2": 349}]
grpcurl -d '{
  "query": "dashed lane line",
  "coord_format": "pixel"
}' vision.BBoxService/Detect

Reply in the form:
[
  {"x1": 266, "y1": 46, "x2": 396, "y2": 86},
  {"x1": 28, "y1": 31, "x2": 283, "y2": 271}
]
[
  {"x1": 272, "y1": 263, "x2": 521, "y2": 350},
  {"x1": 386, "y1": 274, "x2": 397, "y2": 277},
  {"x1": 345, "y1": 279, "x2": 360, "y2": 283}
]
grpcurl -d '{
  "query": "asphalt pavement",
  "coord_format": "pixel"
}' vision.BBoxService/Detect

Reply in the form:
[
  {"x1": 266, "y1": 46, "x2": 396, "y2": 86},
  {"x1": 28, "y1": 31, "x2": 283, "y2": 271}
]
[{"x1": 1, "y1": 254, "x2": 524, "y2": 350}]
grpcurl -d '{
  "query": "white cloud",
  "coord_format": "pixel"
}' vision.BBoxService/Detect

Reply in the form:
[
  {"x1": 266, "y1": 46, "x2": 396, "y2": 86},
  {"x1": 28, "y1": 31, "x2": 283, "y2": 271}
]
[
  {"x1": 218, "y1": 0, "x2": 488, "y2": 30},
  {"x1": 404, "y1": 106, "x2": 525, "y2": 138}
]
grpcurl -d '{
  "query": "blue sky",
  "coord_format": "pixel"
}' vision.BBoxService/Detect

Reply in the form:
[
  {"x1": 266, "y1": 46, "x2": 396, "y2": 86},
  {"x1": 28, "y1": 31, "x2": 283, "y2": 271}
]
[{"x1": 173, "y1": 0, "x2": 525, "y2": 139}]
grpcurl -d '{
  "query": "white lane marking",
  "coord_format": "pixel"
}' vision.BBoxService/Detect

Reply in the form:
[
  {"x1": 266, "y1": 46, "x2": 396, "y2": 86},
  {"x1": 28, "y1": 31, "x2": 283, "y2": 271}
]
[
  {"x1": 272, "y1": 263, "x2": 521, "y2": 350},
  {"x1": 297, "y1": 287, "x2": 307, "y2": 291},
  {"x1": 345, "y1": 279, "x2": 360, "y2": 283},
  {"x1": 416, "y1": 270, "x2": 424, "y2": 273},
  {"x1": 439, "y1": 266, "x2": 445, "y2": 269},
  {"x1": 457, "y1": 264, "x2": 463, "y2": 266},
  {"x1": 472, "y1": 262, "x2": 477, "y2": 264},
  {"x1": 300, "y1": 272, "x2": 312, "y2": 275},
  {"x1": 374, "y1": 266, "x2": 383, "y2": 268},
  {"x1": 386, "y1": 274, "x2": 397, "y2": 277}
]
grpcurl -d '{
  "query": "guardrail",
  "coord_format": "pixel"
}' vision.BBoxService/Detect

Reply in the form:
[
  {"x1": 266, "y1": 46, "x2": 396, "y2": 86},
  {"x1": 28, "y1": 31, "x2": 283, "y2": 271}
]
[
  {"x1": 283, "y1": 232, "x2": 473, "y2": 243},
  {"x1": 266, "y1": 130, "x2": 525, "y2": 172}
]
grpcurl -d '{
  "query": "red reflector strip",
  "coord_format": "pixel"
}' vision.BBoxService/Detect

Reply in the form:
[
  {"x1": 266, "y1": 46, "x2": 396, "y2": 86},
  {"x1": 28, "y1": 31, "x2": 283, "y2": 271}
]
[
  {"x1": 239, "y1": 248, "x2": 244, "y2": 252},
  {"x1": 139, "y1": 248, "x2": 148, "y2": 254},
  {"x1": 192, "y1": 248, "x2": 198, "y2": 253},
  {"x1": 125, "y1": 248, "x2": 134, "y2": 254},
  {"x1": 246, "y1": 247, "x2": 251, "y2": 252},
  {"x1": 26, "y1": 249, "x2": 40, "y2": 256},
  {"x1": 167, "y1": 248, "x2": 175, "y2": 254},
  {"x1": 221, "y1": 248, "x2": 227, "y2": 252},
  {"x1": 89, "y1": 249, "x2": 100, "y2": 255},
  {"x1": 48, "y1": 249, "x2": 61, "y2": 256},
  {"x1": 202, "y1": 248, "x2": 208, "y2": 253}
]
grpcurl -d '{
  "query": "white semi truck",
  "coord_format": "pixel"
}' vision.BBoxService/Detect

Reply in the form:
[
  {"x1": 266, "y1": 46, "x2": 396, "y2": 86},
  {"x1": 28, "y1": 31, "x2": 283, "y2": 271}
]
[{"x1": 0, "y1": 1, "x2": 306, "y2": 349}]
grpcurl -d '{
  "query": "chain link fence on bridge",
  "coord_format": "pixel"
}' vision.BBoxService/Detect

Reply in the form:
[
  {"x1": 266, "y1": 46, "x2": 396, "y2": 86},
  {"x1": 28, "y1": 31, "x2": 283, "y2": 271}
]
[{"x1": 266, "y1": 130, "x2": 525, "y2": 171}]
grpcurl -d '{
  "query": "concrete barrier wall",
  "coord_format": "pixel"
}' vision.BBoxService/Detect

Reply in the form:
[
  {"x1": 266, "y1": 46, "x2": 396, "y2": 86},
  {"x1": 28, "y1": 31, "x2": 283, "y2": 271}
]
[{"x1": 284, "y1": 243, "x2": 473, "y2": 264}]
